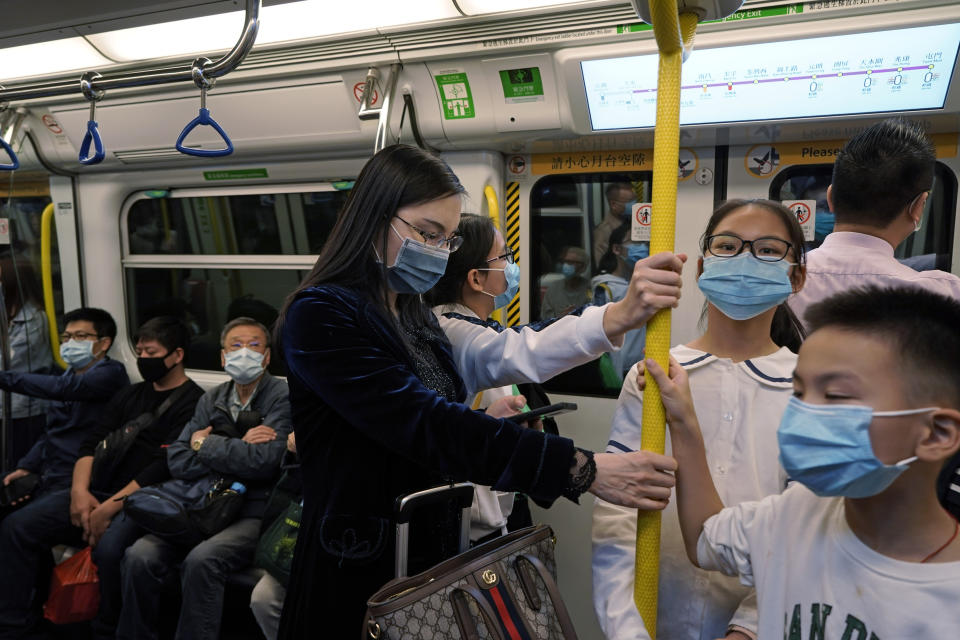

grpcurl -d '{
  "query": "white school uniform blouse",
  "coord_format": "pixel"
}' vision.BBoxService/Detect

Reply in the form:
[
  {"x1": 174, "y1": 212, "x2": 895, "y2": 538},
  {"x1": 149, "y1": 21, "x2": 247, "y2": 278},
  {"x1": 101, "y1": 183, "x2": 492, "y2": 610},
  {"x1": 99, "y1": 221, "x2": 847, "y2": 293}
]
[
  {"x1": 592, "y1": 344, "x2": 795, "y2": 640},
  {"x1": 434, "y1": 302, "x2": 620, "y2": 540}
]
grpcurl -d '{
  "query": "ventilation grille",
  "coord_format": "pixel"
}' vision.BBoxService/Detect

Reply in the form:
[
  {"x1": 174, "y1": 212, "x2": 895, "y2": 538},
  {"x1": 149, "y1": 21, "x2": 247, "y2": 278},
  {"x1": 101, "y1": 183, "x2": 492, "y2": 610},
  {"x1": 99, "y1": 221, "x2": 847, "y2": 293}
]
[{"x1": 113, "y1": 147, "x2": 184, "y2": 163}]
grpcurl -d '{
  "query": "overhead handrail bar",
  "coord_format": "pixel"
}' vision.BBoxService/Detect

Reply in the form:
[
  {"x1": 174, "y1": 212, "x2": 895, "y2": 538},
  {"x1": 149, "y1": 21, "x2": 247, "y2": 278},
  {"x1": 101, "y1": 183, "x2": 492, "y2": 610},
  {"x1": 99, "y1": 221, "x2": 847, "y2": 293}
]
[
  {"x1": 373, "y1": 63, "x2": 401, "y2": 154},
  {"x1": 0, "y1": 98, "x2": 20, "y2": 171},
  {"x1": 78, "y1": 72, "x2": 106, "y2": 165},
  {"x1": 0, "y1": 0, "x2": 260, "y2": 104},
  {"x1": 175, "y1": 57, "x2": 234, "y2": 157},
  {"x1": 357, "y1": 67, "x2": 382, "y2": 120}
]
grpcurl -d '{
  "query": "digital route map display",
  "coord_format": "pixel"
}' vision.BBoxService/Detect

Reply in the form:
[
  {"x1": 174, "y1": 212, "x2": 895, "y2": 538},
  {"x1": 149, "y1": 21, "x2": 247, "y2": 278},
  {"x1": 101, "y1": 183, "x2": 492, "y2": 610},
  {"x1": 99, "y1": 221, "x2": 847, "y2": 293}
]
[{"x1": 581, "y1": 23, "x2": 960, "y2": 130}]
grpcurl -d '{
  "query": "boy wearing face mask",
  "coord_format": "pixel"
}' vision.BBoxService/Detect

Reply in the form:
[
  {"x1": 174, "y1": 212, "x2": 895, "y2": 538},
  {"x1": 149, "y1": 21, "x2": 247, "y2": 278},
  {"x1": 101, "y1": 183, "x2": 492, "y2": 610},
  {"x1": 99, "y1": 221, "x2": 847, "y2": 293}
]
[
  {"x1": 114, "y1": 316, "x2": 290, "y2": 640},
  {"x1": 0, "y1": 307, "x2": 128, "y2": 507},
  {"x1": 648, "y1": 286, "x2": 960, "y2": 638},
  {"x1": 0, "y1": 316, "x2": 203, "y2": 638}
]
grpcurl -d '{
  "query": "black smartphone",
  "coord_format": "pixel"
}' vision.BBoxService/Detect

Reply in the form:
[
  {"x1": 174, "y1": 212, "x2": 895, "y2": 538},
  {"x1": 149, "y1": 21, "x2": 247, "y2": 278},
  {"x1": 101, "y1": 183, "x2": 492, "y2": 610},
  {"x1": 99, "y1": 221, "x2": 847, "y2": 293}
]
[{"x1": 506, "y1": 402, "x2": 577, "y2": 423}]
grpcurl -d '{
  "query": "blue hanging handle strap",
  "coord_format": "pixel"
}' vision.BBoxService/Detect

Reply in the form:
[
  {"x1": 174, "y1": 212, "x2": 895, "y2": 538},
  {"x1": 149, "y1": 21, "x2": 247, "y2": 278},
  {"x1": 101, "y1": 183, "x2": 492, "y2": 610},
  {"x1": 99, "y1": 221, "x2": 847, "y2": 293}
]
[
  {"x1": 79, "y1": 72, "x2": 106, "y2": 165},
  {"x1": 0, "y1": 91, "x2": 20, "y2": 171},
  {"x1": 176, "y1": 106, "x2": 234, "y2": 157},
  {"x1": 0, "y1": 134, "x2": 19, "y2": 171},
  {"x1": 79, "y1": 119, "x2": 105, "y2": 165},
  {"x1": 176, "y1": 57, "x2": 234, "y2": 158}
]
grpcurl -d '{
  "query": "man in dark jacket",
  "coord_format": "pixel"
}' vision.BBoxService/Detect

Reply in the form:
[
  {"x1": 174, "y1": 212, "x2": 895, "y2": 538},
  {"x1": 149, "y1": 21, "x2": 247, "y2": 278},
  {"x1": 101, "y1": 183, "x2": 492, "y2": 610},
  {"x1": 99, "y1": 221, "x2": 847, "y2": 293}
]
[
  {"x1": 1, "y1": 307, "x2": 129, "y2": 502},
  {"x1": 114, "y1": 317, "x2": 290, "y2": 640},
  {"x1": 0, "y1": 315, "x2": 202, "y2": 639}
]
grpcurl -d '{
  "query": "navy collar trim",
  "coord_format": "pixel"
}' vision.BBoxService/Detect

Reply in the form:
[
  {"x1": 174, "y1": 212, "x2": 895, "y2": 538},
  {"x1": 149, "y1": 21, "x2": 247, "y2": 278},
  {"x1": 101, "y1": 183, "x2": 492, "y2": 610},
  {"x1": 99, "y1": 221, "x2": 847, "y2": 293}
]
[{"x1": 744, "y1": 359, "x2": 792, "y2": 383}]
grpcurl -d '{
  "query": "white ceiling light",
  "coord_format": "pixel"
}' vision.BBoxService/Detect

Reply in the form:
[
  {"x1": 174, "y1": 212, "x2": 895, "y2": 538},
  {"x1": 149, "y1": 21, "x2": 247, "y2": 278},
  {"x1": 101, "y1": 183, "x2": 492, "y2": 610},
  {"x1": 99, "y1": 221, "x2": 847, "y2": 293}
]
[
  {"x1": 455, "y1": 0, "x2": 603, "y2": 15},
  {"x1": 0, "y1": 37, "x2": 111, "y2": 81},
  {"x1": 86, "y1": 0, "x2": 460, "y2": 62}
]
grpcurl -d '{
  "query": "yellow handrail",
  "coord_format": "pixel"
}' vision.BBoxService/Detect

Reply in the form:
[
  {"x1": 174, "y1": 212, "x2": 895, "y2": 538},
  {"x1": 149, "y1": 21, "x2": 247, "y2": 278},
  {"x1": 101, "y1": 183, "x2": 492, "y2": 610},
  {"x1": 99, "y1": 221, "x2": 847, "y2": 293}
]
[
  {"x1": 483, "y1": 184, "x2": 504, "y2": 325},
  {"x1": 41, "y1": 202, "x2": 66, "y2": 369},
  {"x1": 635, "y1": 2, "x2": 698, "y2": 636}
]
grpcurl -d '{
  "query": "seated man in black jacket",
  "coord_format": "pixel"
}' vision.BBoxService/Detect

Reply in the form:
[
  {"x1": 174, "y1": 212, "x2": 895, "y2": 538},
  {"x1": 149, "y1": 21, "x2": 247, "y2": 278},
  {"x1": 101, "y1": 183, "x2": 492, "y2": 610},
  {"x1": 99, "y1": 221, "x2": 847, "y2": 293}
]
[
  {"x1": 115, "y1": 316, "x2": 290, "y2": 640},
  {"x1": 0, "y1": 316, "x2": 203, "y2": 639}
]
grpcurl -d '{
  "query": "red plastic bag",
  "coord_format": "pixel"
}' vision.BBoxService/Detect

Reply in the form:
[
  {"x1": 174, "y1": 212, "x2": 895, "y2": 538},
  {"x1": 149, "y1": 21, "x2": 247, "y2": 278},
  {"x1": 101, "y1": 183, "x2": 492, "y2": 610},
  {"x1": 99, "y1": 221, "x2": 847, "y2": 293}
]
[{"x1": 43, "y1": 547, "x2": 100, "y2": 624}]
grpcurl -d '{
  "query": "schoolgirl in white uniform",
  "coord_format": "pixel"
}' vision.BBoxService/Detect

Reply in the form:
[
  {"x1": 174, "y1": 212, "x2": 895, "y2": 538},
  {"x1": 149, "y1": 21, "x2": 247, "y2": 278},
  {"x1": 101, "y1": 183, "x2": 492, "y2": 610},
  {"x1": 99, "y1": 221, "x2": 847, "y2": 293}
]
[
  {"x1": 427, "y1": 213, "x2": 681, "y2": 542},
  {"x1": 592, "y1": 199, "x2": 808, "y2": 640}
]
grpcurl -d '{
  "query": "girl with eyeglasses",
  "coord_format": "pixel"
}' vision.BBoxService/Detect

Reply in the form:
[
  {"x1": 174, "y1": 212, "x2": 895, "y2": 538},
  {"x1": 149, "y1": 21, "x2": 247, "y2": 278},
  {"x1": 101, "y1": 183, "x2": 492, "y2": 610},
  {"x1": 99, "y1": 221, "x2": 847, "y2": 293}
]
[
  {"x1": 274, "y1": 145, "x2": 687, "y2": 636},
  {"x1": 593, "y1": 199, "x2": 807, "y2": 640}
]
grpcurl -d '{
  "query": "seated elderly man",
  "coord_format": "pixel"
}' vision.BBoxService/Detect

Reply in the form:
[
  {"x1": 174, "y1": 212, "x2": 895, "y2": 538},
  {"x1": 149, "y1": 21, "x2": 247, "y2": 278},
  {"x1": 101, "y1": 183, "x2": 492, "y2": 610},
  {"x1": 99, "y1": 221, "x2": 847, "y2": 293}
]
[{"x1": 107, "y1": 317, "x2": 290, "y2": 640}]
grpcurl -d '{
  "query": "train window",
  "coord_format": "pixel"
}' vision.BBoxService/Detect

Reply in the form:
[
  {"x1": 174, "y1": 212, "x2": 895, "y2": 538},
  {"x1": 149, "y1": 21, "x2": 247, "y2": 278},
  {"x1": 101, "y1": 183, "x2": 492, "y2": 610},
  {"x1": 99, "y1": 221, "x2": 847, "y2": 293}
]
[
  {"x1": 530, "y1": 172, "x2": 652, "y2": 397},
  {"x1": 770, "y1": 163, "x2": 958, "y2": 269},
  {"x1": 123, "y1": 185, "x2": 350, "y2": 374},
  {"x1": 124, "y1": 267, "x2": 309, "y2": 375},
  {"x1": 127, "y1": 190, "x2": 350, "y2": 255}
]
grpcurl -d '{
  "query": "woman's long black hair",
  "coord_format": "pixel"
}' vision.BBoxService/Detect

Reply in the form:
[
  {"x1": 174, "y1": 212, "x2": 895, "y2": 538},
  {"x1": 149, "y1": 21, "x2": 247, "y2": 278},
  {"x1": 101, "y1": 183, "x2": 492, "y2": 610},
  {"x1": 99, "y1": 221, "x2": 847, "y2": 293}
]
[
  {"x1": 276, "y1": 145, "x2": 466, "y2": 341},
  {"x1": 424, "y1": 213, "x2": 496, "y2": 308},
  {"x1": 700, "y1": 198, "x2": 807, "y2": 351}
]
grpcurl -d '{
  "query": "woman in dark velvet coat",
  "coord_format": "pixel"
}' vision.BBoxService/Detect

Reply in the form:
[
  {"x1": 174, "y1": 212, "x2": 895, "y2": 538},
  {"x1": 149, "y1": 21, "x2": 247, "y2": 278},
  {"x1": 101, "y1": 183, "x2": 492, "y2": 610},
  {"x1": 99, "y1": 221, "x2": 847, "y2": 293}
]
[{"x1": 275, "y1": 145, "x2": 686, "y2": 636}]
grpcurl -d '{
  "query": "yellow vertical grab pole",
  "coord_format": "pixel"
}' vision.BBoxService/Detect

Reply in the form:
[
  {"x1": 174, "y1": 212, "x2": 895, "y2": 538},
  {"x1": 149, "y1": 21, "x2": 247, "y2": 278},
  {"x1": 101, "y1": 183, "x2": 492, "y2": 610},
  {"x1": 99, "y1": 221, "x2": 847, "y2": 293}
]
[
  {"x1": 635, "y1": 2, "x2": 698, "y2": 637},
  {"x1": 483, "y1": 184, "x2": 504, "y2": 325},
  {"x1": 40, "y1": 203, "x2": 66, "y2": 369}
]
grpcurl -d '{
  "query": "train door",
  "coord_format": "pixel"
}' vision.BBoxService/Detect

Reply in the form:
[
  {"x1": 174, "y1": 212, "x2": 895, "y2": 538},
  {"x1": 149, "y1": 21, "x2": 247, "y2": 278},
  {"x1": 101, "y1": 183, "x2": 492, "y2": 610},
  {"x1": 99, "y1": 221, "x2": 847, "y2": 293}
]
[
  {"x1": 0, "y1": 170, "x2": 77, "y2": 471},
  {"x1": 506, "y1": 144, "x2": 717, "y2": 637},
  {"x1": 725, "y1": 132, "x2": 960, "y2": 274}
]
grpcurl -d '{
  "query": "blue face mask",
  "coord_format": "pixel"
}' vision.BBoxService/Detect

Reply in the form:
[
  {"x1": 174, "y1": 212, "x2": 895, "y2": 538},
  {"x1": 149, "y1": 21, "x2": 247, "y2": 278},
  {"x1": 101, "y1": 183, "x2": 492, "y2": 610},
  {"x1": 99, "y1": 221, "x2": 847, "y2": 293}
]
[
  {"x1": 815, "y1": 209, "x2": 835, "y2": 239},
  {"x1": 621, "y1": 199, "x2": 637, "y2": 220},
  {"x1": 479, "y1": 261, "x2": 520, "y2": 309},
  {"x1": 224, "y1": 347, "x2": 265, "y2": 385},
  {"x1": 60, "y1": 339, "x2": 96, "y2": 369},
  {"x1": 624, "y1": 243, "x2": 649, "y2": 270},
  {"x1": 376, "y1": 224, "x2": 450, "y2": 295},
  {"x1": 698, "y1": 253, "x2": 794, "y2": 320},
  {"x1": 559, "y1": 262, "x2": 578, "y2": 279},
  {"x1": 777, "y1": 397, "x2": 931, "y2": 498}
]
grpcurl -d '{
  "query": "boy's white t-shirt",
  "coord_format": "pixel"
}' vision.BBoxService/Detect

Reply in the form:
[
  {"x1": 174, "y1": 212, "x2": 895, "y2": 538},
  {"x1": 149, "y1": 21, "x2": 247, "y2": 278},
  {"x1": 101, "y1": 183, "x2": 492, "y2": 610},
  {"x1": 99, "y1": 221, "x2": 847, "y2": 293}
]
[{"x1": 699, "y1": 483, "x2": 960, "y2": 637}]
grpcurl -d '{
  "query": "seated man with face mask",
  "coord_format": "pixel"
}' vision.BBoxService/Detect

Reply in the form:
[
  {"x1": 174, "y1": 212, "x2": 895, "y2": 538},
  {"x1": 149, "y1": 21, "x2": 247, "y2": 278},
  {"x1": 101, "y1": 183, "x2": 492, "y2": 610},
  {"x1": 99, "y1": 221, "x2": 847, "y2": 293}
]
[
  {"x1": 0, "y1": 307, "x2": 129, "y2": 507},
  {"x1": 112, "y1": 317, "x2": 291, "y2": 640},
  {"x1": 0, "y1": 316, "x2": 203, "y2": 639}
]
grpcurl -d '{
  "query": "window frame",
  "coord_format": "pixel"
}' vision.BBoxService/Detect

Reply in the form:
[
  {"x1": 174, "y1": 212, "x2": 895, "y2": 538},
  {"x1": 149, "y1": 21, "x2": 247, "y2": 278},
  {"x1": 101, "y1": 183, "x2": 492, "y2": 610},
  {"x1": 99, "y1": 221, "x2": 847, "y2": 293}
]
[{"x1": 120, "y1": 182, "x2": 347, "y2": 372}]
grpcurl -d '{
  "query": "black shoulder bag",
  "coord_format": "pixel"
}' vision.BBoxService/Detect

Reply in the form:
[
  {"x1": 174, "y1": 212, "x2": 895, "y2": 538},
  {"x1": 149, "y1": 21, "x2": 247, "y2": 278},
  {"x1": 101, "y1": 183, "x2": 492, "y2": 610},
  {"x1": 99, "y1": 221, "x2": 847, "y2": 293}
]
[{"x1": 90, "y1": 384, "x2": 192, "y2": 491}]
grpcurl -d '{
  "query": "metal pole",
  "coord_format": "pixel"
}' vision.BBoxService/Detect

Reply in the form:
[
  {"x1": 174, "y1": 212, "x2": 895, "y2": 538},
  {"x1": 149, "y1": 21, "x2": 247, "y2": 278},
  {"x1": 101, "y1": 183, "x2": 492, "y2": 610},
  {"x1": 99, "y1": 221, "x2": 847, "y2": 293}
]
[
  {"x1": 0, "y1": 283, "x2": 11, "y2": 472},
  {"x1": 0, "y1": 0, "x2": 260, "y2": 103}
]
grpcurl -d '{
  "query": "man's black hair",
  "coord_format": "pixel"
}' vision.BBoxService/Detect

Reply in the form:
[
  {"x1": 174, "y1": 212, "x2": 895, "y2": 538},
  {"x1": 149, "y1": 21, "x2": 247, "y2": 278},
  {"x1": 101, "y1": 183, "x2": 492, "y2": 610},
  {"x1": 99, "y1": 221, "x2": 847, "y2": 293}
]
[
  {"x1": 805, "y1": 286, "x2": 960, "y2": 407},
  {"x1": 63, "y1": 307, "x2": 117, "y2": 343},
  {"x1": 831, "y1": 118, "x2": 935, "y2": 227},
  {"x1": 133, "y1": 316, "x2": 190, "y2": 357}
]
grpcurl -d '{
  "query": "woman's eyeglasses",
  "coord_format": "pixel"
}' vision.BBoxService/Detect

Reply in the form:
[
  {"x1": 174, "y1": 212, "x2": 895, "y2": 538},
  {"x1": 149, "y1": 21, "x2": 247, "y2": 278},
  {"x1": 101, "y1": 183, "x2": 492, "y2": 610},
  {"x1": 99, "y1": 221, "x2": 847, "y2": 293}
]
[
  {"x1": 486, "y1": 248, "x2": 516, "y2": 265},
  {"x1": 394, "y1": 216, "x2": 463, "y2": 252}
]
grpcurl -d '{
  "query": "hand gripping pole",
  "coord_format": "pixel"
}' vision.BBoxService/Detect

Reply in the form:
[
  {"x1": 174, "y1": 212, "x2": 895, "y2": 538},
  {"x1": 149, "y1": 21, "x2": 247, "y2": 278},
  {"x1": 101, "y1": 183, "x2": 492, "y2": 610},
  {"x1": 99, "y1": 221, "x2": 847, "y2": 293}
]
[{"x1": 634, "y1": 1, "x2": 699, "y2": 637}]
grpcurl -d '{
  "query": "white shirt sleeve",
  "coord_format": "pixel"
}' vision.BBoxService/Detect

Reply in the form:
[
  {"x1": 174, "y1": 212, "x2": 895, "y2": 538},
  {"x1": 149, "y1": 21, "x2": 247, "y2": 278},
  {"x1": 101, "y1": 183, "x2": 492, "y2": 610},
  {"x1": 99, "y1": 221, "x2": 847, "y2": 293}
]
[
  {"x1": 592, "y1": 364, "x2": 652, "y2": 640},
  {"x1": 437, "y1": 304, "x2": 621, "y2": 395},
  {"x1": 697, "y1": 493, "x2": 779, "y2": 588}
]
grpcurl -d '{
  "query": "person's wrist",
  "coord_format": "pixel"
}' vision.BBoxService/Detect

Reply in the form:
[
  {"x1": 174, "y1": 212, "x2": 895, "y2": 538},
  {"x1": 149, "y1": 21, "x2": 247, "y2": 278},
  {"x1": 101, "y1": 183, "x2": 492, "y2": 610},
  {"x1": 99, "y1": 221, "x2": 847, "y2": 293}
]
[{"x1": 602, "y1": 301, "x2": 632, "y2": 337}]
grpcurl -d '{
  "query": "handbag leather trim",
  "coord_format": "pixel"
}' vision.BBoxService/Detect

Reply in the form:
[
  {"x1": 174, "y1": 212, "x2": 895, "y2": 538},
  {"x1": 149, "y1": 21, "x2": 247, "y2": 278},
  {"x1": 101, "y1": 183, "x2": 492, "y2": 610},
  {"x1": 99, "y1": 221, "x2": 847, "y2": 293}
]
[
  {"x1": 452, "y1": 585, "x2": 506, "y2": 640},
  {"x1": 518, "y1": 552, "x2": 579, "y2": 640},
  {"x1": 514, "y1": 555, "x2": 542, "y2": 611},
  {"x1": 366, "y1": 525, "x2": 552, "y2": 613}
]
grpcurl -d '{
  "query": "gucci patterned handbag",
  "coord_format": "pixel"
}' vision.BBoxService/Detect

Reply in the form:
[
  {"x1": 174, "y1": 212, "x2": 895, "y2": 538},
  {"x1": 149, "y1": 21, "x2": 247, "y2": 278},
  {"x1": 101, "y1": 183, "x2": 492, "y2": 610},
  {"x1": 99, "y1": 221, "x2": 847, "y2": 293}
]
[{"x1": 364, "y1": 524, "x2": 578, "y2": 640}]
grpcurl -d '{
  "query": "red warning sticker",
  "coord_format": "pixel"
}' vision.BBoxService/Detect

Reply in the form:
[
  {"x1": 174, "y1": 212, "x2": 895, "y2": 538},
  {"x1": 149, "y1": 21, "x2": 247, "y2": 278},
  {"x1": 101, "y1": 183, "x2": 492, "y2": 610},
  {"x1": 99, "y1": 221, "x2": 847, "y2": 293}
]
[
  {"x1": 42, "y1": 115, "x2": 63, "y2": 135},
  {"x1": 353, "y1": 82, "x2": 379, "y2": 106}
]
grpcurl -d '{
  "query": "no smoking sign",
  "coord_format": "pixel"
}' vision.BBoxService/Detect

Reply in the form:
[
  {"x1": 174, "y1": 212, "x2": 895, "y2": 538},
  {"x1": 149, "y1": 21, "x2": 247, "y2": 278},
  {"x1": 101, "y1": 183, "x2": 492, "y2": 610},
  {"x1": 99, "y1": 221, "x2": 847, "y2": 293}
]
[
  {"x1": 631, "y1": 203, "x2": 652, "y2": 242},
  {"x1": 782, "y1": 199, "x2": 817, "y2": 241}
]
